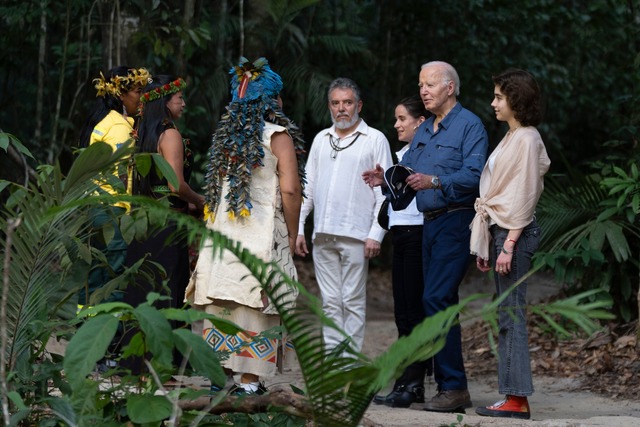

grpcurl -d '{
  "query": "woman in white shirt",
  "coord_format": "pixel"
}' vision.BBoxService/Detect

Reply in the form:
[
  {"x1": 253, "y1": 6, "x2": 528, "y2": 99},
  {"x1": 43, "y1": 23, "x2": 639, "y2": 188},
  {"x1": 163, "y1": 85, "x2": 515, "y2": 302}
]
[{"x1": 373, "y1": 95, "x2": 432, "y2": 408}]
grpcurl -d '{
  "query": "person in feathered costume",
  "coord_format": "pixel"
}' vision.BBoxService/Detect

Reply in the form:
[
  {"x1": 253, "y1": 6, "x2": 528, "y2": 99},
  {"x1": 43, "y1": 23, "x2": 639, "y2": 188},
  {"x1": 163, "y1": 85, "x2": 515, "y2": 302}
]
[
  {"x1": 203, "y1": 57, "x2": 306, "y2": 219},
  {"x1": 187, "y1": 57, "x2": 306, "y2": 395}
]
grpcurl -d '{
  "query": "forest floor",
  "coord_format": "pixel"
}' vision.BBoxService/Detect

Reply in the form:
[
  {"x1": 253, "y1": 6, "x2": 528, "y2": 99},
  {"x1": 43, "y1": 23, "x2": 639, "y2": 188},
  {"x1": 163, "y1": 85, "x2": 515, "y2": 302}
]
[{"x1": 289, "y1": 258, "x2": 640, "y2": 426}]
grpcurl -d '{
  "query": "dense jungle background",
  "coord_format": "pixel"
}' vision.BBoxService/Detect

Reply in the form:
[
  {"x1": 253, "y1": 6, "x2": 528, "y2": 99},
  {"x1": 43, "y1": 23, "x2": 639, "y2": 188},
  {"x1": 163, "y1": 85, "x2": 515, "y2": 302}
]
[
  {"x1": 1, "y1": 1, "x2": 639, "y2": 425},
  {"x1": 2, "y1": 1, "x2": 639, "y2": 163},
  {"x1": 1, "y1": 0, "x2": 639, "y2": 319}
]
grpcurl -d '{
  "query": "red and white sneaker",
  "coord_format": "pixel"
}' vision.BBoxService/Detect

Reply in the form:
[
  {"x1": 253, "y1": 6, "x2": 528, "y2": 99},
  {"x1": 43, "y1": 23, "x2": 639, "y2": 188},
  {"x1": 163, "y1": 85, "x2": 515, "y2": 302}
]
[{"x1": 476, "y1": 395, "x2": 531, "y2": 419}]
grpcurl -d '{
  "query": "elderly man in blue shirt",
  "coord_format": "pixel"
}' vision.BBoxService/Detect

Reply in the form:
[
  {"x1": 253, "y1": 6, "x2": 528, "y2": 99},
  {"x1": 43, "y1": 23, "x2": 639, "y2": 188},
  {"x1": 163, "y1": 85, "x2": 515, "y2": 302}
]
[{"x1": 363, "y1": 60, "x2": 488, "y2": 413}]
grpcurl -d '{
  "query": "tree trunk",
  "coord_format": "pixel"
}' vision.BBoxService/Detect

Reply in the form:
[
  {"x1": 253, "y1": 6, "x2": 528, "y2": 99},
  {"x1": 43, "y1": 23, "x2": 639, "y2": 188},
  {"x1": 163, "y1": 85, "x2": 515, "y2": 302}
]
[
  {"x1": 50, "y1": 2, "x2": 71, "y2": 164},
  {"x1": 239, "y1": 0, "x2": 244, "y2": 58},
  {"x1": 179, "y1": 0, "x2": 196, "y2": 75},
  {"x1": 34, "y1": 0, "x2": 46, "y2": 155}
]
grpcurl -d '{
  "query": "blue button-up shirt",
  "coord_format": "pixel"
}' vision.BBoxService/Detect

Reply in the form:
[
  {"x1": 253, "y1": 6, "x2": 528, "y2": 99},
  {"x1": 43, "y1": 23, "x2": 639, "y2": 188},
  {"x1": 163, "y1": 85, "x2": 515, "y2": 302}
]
[{"x1": 401, "y1": 103, "x2": 488, "y2": 212}]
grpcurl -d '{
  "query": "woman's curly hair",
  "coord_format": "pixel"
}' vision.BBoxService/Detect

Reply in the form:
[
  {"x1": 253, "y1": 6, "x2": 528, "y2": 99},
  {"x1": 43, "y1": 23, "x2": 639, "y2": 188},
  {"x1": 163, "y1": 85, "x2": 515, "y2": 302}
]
[{"x1": 492, "y1": 68, "x2": 543, "y2": 127}]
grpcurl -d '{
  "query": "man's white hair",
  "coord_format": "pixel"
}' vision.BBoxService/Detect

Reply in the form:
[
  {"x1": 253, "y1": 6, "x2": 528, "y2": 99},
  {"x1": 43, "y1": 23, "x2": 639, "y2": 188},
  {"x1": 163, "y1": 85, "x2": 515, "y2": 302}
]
[{"x1": 421, "y1": 61, "x2": 460, "y2": 97}]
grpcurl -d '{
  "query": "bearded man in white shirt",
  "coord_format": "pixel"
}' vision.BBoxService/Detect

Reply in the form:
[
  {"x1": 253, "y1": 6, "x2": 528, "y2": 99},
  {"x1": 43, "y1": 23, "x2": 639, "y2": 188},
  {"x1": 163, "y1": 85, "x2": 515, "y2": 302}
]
[{"x1": 295, "y1": 77, "x2": 392, "y2": 352}]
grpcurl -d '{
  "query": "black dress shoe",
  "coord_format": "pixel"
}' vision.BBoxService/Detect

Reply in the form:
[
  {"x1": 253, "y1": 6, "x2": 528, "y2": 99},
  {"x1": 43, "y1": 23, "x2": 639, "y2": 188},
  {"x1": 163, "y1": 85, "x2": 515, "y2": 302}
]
[
  {"x1": 384, "y1": 383, "x2": 425, "y2": 408},
  {"x1": 373, "y1": 383, "x2": 425, "y2": 408},
  {"x1": 373, "y1": 388, "x2": 402, "y2": 405}
]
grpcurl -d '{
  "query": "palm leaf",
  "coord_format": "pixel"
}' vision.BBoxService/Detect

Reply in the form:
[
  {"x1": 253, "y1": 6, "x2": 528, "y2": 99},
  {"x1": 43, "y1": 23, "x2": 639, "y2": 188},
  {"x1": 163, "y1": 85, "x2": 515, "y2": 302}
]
[
  {"x1": 192, "y1": 222, "x2": 468, "y2": 426},
  {"x1": 142, "y1": 161, "x2": 616, "y2": 425},
  {"x1": 537, "y1": 170, "x2": 607, "y2": 251},
  {"x1": 1, "y1": 142, "x2": 130, "y2": 372}
]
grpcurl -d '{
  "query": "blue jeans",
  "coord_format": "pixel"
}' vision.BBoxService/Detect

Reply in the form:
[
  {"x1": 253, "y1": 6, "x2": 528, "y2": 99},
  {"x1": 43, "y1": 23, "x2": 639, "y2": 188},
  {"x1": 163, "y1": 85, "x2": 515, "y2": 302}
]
[
  {"x1": 491, "y1": 220, "x2": 541, "y2": 396},
  {"x1": 422, "y1": 209, "x2": 474, "y2": 391}
]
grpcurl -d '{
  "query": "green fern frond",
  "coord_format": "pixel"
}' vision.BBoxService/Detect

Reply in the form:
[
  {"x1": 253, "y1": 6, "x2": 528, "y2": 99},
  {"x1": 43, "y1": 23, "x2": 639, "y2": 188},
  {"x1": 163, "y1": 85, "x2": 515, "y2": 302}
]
[
  {"x1": 1, "y1": 142, "x2": 131, "y2": 372},
  {"x1": 537, "y1": 171, "x2": 607, "y2": 251},
  {"x1": 529, "y1": 289, "x2": 614, "y2": 338}
]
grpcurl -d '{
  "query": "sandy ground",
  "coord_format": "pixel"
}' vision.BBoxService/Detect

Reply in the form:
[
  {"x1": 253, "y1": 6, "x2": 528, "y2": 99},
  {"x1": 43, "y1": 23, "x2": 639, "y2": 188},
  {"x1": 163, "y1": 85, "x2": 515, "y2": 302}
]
[
  {"x1": 48, "y1": 259, "x2": 639, "y2": 426},
  {"x1": 263, "y1": 264, "x2": 640, "y2": 427},
  {"x1": 355, "y1": 321, "x2": 640, "y2": 426},
  {"x1": 265, "y1": 320, "x2": 640, "y2": 427}
]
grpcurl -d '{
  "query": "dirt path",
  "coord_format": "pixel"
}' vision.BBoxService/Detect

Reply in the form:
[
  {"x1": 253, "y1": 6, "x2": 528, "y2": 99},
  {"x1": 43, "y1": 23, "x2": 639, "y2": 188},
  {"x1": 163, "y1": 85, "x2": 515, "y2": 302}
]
[
  {"x1": 267, "y1": 315, "x2": 640, "y2": 426},
  {"x1": 285, "y1": 260, "x2": 640, "y2": 426},
  {"x1": 358, "y1": 320, "x2": 640, "y2": 426}
]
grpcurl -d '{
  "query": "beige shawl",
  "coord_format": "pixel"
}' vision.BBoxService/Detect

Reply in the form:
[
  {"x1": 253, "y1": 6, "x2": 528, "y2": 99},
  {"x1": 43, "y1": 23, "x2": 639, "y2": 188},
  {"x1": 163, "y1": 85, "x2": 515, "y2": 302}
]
[{"x1": 469, "y1": 127, "x2": 550, "y2": 260}]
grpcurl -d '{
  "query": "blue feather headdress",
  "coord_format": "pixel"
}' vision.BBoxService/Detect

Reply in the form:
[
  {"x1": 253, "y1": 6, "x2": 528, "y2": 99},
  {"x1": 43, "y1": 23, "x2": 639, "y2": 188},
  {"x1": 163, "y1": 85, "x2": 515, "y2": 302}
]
[
  {"x1": 204, "y1": 57, "x2": 306, "y2": 220},
  {"x1": 230, "y1": 57, "x2": 283, "y2": 103}
]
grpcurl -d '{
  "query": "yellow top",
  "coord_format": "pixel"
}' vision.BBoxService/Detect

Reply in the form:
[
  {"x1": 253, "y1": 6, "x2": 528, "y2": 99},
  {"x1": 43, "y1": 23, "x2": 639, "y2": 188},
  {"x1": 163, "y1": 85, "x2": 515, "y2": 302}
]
[{"x1": 90, "y1": 110, "x2": 135, "y2": 208}]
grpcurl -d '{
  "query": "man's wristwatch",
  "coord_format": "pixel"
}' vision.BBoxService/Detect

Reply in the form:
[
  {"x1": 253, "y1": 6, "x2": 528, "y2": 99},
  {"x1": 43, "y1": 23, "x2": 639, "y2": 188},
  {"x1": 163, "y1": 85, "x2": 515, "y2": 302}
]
[{"x1": 431, "y1": 175, "x2": 440, "y2": 189}]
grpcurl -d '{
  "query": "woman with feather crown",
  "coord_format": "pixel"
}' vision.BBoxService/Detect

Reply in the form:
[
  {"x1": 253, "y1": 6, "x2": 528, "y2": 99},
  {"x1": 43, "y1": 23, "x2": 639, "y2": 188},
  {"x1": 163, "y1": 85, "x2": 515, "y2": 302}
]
[{"x1": 186, "y1": 57, "x2": 306, "y2": 395}]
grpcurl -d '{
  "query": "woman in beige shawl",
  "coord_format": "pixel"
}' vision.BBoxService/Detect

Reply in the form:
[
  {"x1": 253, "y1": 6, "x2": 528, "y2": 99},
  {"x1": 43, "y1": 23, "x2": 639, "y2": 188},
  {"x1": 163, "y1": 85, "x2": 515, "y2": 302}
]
[{"x1": 469, "y1": 69, "x2": 550, "y2": 420}]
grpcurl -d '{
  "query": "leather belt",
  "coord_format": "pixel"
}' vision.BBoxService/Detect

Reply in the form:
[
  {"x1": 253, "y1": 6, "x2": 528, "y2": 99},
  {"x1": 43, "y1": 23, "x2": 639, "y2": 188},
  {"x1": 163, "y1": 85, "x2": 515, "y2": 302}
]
[
  {"x1": 423, "y1": 206, "x2": 473, "y2": 221},
  {"x1": 390, "y1": 224, "x2": 423, "y2": 232}
]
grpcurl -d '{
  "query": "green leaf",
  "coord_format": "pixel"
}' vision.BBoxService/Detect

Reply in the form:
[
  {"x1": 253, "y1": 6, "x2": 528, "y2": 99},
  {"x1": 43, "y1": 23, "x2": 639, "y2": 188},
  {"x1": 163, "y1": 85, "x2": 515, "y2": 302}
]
[
  {"x1": 162, "y1": 308, "x2": 243, "y2": 335},
  {"x1": 44, "y1": 396, "x2": 77, "y2": 425},
  {"x1": 120, "y1": 212, "x2": 136, "y2": 243},
  {"x1": 148, "y1": 206, "x2": 168, "y2": 228},
  {"x1": 7, "y1": 391, "x2": 27, "y2": 410},
  {"x1": 135, "y1": 153, "x2": 152, "y2": 177},
  {"x1": 151, "y1": 153, "x2": 180, "y2": 191},
  {"x1": 67, "y1": 380, "x2": 100, "y2": 416},
  {"x1": 604, "y1": 223, "x2": 631, "y2": 262},
  {"x1": 63, "y1": 314, "x2": 119, "y2": 387},
  {"x1": 0, "y1": 132, "x2": 34, "y2": 158},
  {"x1": 134, "y1": 304, "x2": 174, "y2": 367},
  {"x1": 173, "y1": 329, "x2": 226, "y2": 386},
  {"x1": 102, "y1": 220, "x2": 116, "y2": 244},
  {"x1": 127, "y1": 395, "x2": 173, "y2": 423},
  {"x1": 587, "y1": 222, "x2": 605, "y2": 250},
  {"x1": 9, "y1": 410, "x2": 31, "y2": 426},
  {"x1": 78, "y1": 301, "x2": 132, "y2": 317},
  {"x1": 132, "y1": 209, "x2": 149, "y2": 238},
  {"x1": 65, "y1": 142, "x2": 125, "y2": 191}
]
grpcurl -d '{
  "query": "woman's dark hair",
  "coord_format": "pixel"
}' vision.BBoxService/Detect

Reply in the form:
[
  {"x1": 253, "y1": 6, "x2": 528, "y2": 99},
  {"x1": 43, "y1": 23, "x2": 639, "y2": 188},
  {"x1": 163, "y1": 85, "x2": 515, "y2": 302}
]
[
  {"x1": 397, "y1": 94, "x2": 429, "y2": 120},
  {"x1": 78, "y1": 65, "x2": 133, "y2": 148},
  {"x1": 134, "y1": 74, "x2": 180, "y2": 196},
  {"x1": 492, "y1": 68, "x2": 542, "y2": 127}
]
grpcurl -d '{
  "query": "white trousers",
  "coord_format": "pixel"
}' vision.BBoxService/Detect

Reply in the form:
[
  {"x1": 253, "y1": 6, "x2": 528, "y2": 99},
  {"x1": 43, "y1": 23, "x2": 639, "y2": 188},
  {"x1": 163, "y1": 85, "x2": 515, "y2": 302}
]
[{"x1": 312, "y1": 233, "x2": 368, "y2": 352}]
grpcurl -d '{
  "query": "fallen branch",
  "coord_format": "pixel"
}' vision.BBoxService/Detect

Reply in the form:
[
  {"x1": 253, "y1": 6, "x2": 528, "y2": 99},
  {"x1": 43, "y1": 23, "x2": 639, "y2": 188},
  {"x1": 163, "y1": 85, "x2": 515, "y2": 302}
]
[{"x1": 178, "y1": 387, "x2": 313, "y2": 419}]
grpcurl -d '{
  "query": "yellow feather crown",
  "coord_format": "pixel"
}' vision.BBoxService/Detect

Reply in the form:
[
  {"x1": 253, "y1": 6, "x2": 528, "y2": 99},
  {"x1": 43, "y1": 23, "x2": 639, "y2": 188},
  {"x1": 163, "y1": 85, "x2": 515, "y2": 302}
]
[{"x1": 93, "y1": 68, "x2": 151, "y2": 98}]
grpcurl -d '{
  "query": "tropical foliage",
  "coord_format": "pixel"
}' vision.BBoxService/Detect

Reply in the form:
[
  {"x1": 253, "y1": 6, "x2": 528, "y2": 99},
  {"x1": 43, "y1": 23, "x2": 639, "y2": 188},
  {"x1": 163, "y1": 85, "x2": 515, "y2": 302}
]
[
  {"x1": 535, "y1": 151, "x2": 640, "y2": 321},
  {"x1": 1, "y1": 134, "x2": 614, "y2": 426},
  {"x1": 1, "y1": 1, "x2": 638, "y2": 169},
  {"x1": 1, "y1": 0, "x2": 639, "y2": 422}
]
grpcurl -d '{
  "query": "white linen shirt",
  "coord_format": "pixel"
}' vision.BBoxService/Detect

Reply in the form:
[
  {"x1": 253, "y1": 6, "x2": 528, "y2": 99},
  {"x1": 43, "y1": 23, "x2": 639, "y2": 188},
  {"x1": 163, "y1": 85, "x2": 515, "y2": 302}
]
[{"x1": 299, "y1": 119, "x2": 392, "y2": 243}]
